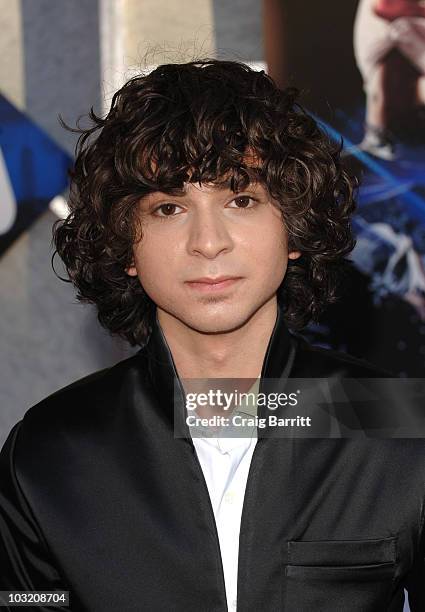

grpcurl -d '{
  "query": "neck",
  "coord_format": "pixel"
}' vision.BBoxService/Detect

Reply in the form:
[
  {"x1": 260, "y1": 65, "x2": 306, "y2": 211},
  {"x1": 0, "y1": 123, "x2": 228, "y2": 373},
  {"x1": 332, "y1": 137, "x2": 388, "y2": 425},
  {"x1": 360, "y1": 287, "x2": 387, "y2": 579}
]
[{"x1": 156, "y1": 298, "x2": 278, "y2": 380}]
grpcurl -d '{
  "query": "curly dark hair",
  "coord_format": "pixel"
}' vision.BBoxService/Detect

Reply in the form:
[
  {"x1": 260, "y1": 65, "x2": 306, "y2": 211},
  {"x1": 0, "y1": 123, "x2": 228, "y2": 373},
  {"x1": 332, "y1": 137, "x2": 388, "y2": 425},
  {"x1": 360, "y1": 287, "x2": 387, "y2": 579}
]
[{"x1": 53, "y1": 58, "x2": 356, "y2": 346}]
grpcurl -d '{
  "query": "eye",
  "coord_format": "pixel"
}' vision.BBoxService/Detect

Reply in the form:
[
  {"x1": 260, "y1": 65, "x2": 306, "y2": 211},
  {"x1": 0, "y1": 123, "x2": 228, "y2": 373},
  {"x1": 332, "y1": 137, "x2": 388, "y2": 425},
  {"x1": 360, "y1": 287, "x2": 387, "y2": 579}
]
[
  {"x1": 228, "y1": 195, "x2": 257, "y2": 209},
  {"x1": 152, "y1": 203, "x2": 184, "y2": 217}
]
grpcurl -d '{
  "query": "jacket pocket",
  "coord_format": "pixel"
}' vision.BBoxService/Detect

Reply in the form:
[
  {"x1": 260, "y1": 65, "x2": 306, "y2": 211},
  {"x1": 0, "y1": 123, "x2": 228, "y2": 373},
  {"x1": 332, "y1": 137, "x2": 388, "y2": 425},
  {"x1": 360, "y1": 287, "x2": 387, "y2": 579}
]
[{"x1": 283, "y1": 537, "x2": 396, "y2": 612}]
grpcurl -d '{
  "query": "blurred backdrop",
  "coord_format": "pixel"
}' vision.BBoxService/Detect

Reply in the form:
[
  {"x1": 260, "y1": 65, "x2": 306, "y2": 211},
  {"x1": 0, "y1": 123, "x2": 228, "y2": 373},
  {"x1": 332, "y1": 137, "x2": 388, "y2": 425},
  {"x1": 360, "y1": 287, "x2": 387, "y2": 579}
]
[{"x1": 1, "y1": 0, "x2": 424, "y2": 450}]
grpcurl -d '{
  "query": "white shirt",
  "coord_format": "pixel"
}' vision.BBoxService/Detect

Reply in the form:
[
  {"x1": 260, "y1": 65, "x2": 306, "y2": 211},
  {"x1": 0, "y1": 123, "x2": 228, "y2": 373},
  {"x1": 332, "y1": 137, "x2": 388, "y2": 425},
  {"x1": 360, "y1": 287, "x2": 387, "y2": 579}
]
[{"x1": 191, "y1": 378, "x2": 260, "y2": 611}]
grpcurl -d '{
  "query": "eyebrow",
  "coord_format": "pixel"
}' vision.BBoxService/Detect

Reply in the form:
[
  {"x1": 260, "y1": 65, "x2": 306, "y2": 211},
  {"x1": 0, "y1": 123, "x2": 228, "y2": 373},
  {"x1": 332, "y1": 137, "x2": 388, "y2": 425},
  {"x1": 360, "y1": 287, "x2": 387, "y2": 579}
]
[{"x1": 147, "y1": 180, "x2": 260, "y2": 200}]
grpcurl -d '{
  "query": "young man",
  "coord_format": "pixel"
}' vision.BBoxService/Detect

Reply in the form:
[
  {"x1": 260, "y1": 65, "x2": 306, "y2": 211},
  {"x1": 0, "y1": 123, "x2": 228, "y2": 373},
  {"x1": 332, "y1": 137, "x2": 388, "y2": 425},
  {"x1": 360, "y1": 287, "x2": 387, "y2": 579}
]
[{"x1": 0, "y1": 60, "x2": 424, "y2": 611}]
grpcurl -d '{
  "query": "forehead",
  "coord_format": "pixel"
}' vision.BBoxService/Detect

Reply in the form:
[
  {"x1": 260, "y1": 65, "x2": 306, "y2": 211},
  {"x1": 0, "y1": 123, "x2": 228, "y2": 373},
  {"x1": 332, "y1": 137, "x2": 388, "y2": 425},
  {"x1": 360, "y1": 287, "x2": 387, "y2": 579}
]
[{"x1": 139, "y1": 145, "x2": 264, "y2": 193}]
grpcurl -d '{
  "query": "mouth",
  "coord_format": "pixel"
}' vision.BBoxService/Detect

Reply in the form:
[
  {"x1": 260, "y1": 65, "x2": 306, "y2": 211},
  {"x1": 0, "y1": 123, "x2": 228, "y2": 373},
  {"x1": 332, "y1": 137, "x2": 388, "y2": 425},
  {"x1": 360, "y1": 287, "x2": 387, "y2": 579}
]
[{"x1": 185, "y1": 276, "x2": 243, "y2": 292}]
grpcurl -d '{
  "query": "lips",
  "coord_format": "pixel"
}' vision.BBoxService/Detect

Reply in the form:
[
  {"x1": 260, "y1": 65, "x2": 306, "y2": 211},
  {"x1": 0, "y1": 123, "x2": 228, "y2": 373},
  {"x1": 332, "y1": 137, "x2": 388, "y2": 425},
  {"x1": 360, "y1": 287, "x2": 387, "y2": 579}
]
[
  {"x1": 185, "y1": 276, "x2": 243, "y2": 292},
  {"x1": 186, "y1": 276, "x2": 241, "y2": 284}
]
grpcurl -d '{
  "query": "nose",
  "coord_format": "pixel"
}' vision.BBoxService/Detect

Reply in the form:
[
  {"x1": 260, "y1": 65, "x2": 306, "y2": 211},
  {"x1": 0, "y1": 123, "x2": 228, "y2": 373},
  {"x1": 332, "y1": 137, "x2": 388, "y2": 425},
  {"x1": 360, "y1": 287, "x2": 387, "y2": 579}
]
[{"x1": 186, "y1": 208, "x2": 234, "y2": 259}]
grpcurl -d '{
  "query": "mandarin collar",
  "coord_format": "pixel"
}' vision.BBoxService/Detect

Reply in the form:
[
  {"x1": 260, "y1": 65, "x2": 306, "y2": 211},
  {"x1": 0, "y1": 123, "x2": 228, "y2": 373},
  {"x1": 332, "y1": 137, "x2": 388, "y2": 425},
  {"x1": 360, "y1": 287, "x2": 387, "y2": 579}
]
[{"x1": 143, "y1": 303, "x2": 297, "y2": 441}]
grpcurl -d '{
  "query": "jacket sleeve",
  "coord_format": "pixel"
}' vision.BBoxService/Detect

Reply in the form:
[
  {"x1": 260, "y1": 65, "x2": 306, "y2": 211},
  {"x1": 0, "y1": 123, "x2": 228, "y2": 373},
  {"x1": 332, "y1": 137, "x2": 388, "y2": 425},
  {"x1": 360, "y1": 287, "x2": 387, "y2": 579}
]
[{"x1": 0, "y1": 421, "x2": 70, "y2": 610}]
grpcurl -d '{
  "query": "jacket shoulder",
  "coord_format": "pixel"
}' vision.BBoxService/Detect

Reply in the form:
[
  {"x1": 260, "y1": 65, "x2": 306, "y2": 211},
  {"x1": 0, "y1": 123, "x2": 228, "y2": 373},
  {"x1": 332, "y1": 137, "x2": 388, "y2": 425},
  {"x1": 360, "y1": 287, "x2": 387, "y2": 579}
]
[
  {"x1": 290, "y1": 333, "x2": 394, "y2": 377},
  {"x1": 20, "y1": 350, "x2": 148, "y2": 433},
  {"x1": 0, "y1": 351, "x2": 152, "y2": 503}
]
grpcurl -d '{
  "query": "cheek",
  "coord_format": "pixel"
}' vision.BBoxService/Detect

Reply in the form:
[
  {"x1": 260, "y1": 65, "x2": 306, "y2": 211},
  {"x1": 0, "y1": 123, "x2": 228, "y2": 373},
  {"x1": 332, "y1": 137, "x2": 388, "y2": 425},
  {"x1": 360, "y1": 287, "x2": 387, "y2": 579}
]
[
  {"x1": 244, "y1": 222, "x2": 288, "y2": 271},
  {"x1": 133, "y1": 241, "x2": 178, "y2": 298}
]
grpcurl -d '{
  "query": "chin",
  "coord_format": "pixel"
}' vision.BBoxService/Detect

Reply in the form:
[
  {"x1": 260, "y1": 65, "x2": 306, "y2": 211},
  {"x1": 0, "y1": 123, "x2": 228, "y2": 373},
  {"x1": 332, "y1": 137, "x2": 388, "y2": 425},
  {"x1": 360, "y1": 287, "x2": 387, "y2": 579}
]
[{"x1": 181, "y1": 306, "x2": 254, "y2": 335}]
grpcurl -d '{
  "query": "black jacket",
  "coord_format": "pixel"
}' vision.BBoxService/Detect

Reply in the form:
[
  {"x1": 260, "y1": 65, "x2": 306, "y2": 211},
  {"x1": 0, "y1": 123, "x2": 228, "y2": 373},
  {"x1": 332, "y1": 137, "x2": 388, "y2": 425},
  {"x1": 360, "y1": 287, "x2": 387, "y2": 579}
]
[{"x1": 1, "y1": 305, "x2": 424, "y2": 611}]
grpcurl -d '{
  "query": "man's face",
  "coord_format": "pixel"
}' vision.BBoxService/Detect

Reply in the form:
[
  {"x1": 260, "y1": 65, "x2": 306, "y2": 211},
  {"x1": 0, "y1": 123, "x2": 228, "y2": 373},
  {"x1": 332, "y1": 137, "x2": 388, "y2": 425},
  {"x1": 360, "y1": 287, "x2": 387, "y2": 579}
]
[{"x1": 126, "y1": 181, "x2": 301, "y2": 334}]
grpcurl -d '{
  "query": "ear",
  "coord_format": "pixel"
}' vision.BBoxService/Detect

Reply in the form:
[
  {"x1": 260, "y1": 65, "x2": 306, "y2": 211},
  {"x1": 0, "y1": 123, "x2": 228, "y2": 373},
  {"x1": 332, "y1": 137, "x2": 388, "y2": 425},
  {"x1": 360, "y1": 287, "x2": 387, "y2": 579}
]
[
  {"x1": 288, "y1": 250, "x2": 302, "y2": 260},
  {"x1": 126, "y1": 264, "x2": 138, "y2": 277}
]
